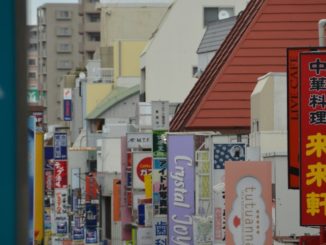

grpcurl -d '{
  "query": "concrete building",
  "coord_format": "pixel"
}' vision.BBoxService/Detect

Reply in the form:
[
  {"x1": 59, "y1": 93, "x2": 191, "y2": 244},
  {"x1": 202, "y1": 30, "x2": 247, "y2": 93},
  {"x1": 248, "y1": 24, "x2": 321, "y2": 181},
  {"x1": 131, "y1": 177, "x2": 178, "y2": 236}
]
[
  {"x1": 140, "y1": 0, "x2": 248, "y2": 103},
  {"x1": 78, "y1": 0, "x2": 101, "y2": 66},
  {"x1": 37, "y1": 3, "x2": 80, "y2": 126},
  {"x1": 27, "y1": 26, "x2": 43, "y2": 108}
]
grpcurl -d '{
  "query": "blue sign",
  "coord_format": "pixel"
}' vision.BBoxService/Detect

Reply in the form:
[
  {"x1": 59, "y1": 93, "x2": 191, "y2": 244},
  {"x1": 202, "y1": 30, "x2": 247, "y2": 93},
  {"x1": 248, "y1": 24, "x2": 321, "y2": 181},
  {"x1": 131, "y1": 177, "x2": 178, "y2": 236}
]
[
  {"x1": 213, "y1": 143, "x2": 246, "y2": 169},
  {"x1": 56, "y1": 217, "x2": 68, "y2": 234},
  {"x1": 86, "y1": 228, "x2": 97, "y2": 243},
  {"x1": 54, "y1": 132, "x2": 67, "y2": 160},
  {"x1": 63, "y1": 99, "x2": 72, "y2": 121},
  {"x1": 44, "y1": 146, "x2": 54, "y2": 170},
  {"x1": 138, "y1": 204, "x2": 145, "y2": 225},
  {"x1": 72, "y1": 227, "x2": 84, "y2": 240},
  {"x1": 85, "y1": 204, "x2": 97, "y2": 228}
]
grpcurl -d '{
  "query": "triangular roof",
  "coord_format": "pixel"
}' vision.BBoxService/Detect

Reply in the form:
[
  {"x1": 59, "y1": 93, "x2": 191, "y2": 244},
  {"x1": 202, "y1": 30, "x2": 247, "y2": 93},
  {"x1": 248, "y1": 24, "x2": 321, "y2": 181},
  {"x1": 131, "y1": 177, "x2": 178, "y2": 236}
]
[
  {"x1": 87, "y1": 85, "x2": 140, "y2": 119},
  {"x1": 170, "y1": 0, "x2": 326, "y2": 133}
]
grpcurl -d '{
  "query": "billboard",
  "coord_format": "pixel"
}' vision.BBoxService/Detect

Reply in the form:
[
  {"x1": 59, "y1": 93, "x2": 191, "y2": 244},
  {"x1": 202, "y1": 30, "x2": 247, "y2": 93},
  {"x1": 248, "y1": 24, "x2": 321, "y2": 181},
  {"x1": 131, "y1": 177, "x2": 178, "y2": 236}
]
[
  {"x1": 225, "y1": 161, "x2": 272, "y2": 245},
  {"x1": 53, "y1": 160, "x2": 68, "y2": 189},
  {"x1": 299, "y1": 52, "x2": 326, "y2": 225},
  {"x1": 132, "y1": 152, "x2": 152, "y2": 189},
  {"x1": 286, "y1": 47, "x2": 326, "y2": 189},
  {"x1": 168, "y1": 134, "x2": 195, "y2": 245}
]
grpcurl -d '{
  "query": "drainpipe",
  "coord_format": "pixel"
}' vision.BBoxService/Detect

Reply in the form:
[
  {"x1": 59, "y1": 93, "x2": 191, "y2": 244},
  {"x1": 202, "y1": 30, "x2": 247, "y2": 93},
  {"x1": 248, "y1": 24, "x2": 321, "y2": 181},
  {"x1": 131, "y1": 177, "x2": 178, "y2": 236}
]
[{"x1": 318, "y1": 19, "x2": 326, "y2": 46}]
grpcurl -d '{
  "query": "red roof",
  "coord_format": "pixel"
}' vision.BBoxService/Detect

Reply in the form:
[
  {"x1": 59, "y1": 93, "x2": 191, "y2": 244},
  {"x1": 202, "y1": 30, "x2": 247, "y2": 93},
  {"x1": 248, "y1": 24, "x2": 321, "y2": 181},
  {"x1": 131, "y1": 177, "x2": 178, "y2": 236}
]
[{"x1": 170, "y1": 0, "x2": 326, "y2": 133}]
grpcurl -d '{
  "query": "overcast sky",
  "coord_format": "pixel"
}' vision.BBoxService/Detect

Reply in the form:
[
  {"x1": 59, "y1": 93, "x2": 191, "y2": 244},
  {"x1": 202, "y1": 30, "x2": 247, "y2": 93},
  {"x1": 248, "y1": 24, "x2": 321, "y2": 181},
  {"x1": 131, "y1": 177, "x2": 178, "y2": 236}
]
[{"x1": 27, "y1": 0, "x2": 78, "y2": 25}]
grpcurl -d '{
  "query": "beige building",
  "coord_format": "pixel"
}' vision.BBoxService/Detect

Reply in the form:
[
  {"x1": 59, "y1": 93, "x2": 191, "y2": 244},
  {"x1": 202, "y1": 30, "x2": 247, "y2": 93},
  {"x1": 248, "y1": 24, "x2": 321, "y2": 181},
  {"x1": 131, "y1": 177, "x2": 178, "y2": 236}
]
[
  {"x1": 37, "y1": 4, "x2": 80, "y2": 126},
  {"x1": 79, "y1": 0, "x2": 101, "y2": 66}
]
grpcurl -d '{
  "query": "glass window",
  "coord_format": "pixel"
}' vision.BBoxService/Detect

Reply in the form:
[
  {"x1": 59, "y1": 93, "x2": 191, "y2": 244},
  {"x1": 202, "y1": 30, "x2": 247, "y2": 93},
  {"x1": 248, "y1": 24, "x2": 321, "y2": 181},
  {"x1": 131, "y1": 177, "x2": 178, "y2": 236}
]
[{"x1": 204, "y1": 7, "x2": 234, "y2": 26}]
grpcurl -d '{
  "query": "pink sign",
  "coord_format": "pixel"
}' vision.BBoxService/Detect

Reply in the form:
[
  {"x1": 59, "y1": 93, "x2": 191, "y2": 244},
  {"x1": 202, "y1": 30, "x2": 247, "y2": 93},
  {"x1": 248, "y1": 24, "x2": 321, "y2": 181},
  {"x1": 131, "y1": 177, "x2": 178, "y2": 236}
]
[{"x1": 225, "y1": 162, "x2": 272, "y2": 245}]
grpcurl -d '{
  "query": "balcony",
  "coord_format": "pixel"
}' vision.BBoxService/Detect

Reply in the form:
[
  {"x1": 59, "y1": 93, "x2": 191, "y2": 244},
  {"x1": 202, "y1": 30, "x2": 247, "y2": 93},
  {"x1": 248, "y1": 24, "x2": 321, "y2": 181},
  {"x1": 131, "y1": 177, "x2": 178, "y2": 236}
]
[
  {"x1": 84, "y1": 22, "x2": 100, "y2": 32},
  {"x1": 84, "y1": 41, "x2": 99, "y2": 52},
  {"x1": 57, "y1": 60, "x2": 73, "y2": 70}
]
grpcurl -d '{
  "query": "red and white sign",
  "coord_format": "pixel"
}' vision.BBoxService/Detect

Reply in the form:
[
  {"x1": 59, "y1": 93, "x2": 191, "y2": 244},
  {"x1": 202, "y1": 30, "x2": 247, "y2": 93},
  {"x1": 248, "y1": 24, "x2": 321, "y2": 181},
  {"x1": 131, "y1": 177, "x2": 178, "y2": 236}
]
[
  {"x1": 86, "y1": 173, "x2": 98, "y2": 202},
  {"x1": 299, "y1": 52, "x2": 326, "y2": 226},
  {"x1": 133, "y1": 152, "x2": 152, "y2": 189},
  {"x1": 55, "y1": 188, "x2": 68, "y2": 216},
  {"x1": 225, "y1": 162, "x2": 272, "y2": 245},
  {"x1": 54, "y1": 160, "x2": 67, "y2": 188}
]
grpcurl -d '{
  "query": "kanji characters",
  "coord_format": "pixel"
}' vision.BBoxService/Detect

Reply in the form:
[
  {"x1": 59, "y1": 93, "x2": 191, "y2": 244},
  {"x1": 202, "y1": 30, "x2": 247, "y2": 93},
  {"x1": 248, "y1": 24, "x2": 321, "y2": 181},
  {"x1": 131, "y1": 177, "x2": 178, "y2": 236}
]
[
  {"x1": 306, "y1": 133, "x2": 326, "y2": 157},
  {"x1": 306, "y1": 192, "x2": 326, "y2": 216},
  {"x1": 306, "y1": 162, "x2": 326, "y2": 187}
]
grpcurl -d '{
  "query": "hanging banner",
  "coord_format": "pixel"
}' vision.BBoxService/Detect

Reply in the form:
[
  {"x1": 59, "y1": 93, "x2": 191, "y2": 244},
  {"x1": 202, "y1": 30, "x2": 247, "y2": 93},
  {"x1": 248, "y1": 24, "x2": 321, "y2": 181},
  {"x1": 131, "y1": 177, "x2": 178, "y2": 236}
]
[
  {"x1": 86, "y1": 173, "x2": 98, "y2": 202},
  {"x1": 299, "y1": 52, "x2": 326, "y2": 226},
  {"x1": 44, "y1": 147, "x2": 54, "y2": 170},
  {"x1": 127, "y1": 133, "x2": 152, "y2": 149},
  {"x1": 113, "y1": 179, "x2": 121, "y2": 222},
  {"x1": 212, "y1": 143, "x2": 246, "y2": 243},
  {"x1": 152, "y1": 158, "x2": 168, "y2": 215},
  {"x1": 168, "y1": 134, "x2": 195, "y2": 245},
  {"x1": 86, "y1": 203, "x2": 97, "y2": 228},
  {"x1": 63, "y1": 100, "x2": 72, "y2": 121},
  {"x1": 153, "y1": 130, "x2": 167, "y2": 158},
  {"x1": 86, "y1": 228, "x2": 97, "y2": 244},
  {"x1": 132, "y1": 152, "x2": 152, "y2": 189},
  {"x1": 53, "y1": 132, "x2": 67, "y2": 160},
  {"x1": 225, "y1": 161, "x2": 272, "y2": 245},
  {"x1": 55, "y1": 215, "x2": 68, "y2": 235},
  {"x1": 53, "y1": 160, "x2": 67, "y2": 189},
  {"x1": 72, "y1": 226, "x2": 84, "y2": 241},
  {"x1": 54, "y1": 188, "x2": 68, "y2": 216},
  {"x1": 153, "y1": 215, "x2": 168, "y2": 245}
]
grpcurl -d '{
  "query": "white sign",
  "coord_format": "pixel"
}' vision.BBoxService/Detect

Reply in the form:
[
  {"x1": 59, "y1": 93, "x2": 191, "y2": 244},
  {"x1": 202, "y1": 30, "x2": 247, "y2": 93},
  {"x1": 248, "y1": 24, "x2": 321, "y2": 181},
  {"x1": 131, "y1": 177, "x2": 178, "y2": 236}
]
[
  {"x1": 127, "y1": 133, "x2": 152, "y2": 149},
  {"x1": 54, "y1": 188, "x2": 68, "y2": 216},
  {"x1": 132, "y1": 152, "x2": 152, "y2": 189},
  {"x1": 137, "y1": 227, "x2": 153, "y2": 245},
  {"x1": 153, "y1": 215, "x2": 168, "y2": 245},
  {"x1": 63, "y1": 88, "x2": 72, "y2": 100}
]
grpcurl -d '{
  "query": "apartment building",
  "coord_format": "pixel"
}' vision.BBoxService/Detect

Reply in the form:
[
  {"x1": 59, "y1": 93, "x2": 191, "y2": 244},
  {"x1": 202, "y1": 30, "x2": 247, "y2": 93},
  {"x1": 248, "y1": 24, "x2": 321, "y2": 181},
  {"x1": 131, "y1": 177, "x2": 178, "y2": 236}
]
[
  {"x1": 79, "y1": 0, "x2": 101, "y2": 66},
  {"x1": 37, "y1": 4, "x2": 80, "y2": 126}
]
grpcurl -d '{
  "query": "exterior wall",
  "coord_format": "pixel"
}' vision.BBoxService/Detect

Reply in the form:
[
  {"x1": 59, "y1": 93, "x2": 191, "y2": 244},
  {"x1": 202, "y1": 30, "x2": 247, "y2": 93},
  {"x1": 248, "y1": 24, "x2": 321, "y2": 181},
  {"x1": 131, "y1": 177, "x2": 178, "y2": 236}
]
[
  {"x1": 67, "y1": 150, "x2": 89, "y2": 192},
  {"x1": 100, "y1": 93, "x2": 139, "y2": 120},
  {"x1": 113, "y1": 40, "x2": 147, "y2": 81},
  {"x1": 198, "y1": 51, "x2": 215, "y2": 73},
  {"x1": 100, "y1": 4, "x2": 169, "y2": 47},
  {"x1": 141, "y1": 0, "x2": 248, "y2": 103},
  {"x1": 37, "y1": 4, "x2": 80, "y2": 126},
  {"x1": 86, "y1": 83, "x2": 113, "y2": 114}
]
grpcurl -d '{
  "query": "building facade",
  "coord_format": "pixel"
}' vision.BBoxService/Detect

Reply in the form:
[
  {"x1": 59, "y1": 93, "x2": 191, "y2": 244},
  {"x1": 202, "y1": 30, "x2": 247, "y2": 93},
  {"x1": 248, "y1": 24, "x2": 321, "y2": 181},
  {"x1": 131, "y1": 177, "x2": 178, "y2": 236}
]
[
  {"x1": 79, "y1": 0, "x2": 101, "y2": 66},
  {"x1": 37, "y1": 4, "x2": 80, "y2": 126}
]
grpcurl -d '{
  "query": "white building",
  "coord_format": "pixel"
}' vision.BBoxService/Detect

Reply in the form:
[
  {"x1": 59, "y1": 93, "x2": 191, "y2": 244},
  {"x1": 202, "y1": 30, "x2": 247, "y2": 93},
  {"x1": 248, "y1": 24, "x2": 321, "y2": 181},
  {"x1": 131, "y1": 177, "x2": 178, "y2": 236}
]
[{"x1": 140, "y1": 0, "x2": 248, "y2": 103}]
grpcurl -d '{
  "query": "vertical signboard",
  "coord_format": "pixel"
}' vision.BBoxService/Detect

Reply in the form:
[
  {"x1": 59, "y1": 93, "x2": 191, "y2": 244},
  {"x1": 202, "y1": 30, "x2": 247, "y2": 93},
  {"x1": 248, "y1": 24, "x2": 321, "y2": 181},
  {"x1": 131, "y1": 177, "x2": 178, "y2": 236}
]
[
  {"x1": 152, "y1": 158, "x2": 168, "y2": 215},
  {"x1": 286, "y1": 47, "x2": 326, "y2": 189},
  {"x1": 168, "y1": 134, "x2": 195, "y2": 245},
  {"x1": 225, "y1": 162, "x2": 272, "y2": 245},
  {"x1": 53, "y1": 160, "x2": 68, "y2": 189},
  {"x1": 153, "y1": 215, "x2": 168, "y2": 245},
  {"x1": 85, "y1": 173, "x2": 98, "y2": 202},
  {"x1": 300, "y1": 52, "x2": 326, "y2": 225},
  {"x1": 54, "y1": 132, "x2": 67, "y2": 160},
  {"x1": 132, "y1": 152, "x2": 152, "y2": 189},
  {"x1": 153, "y1": 130, "x2": 167, "y2": 158},
  {"x1": 212, "y1": 143, "x2": 245, "y2": 243},
  {"x1": 113, "y1": 179, "x2": 121, "y2": 222},
  {"x1": 63, "y1": 88, "x2": 72, "y2": 121}
]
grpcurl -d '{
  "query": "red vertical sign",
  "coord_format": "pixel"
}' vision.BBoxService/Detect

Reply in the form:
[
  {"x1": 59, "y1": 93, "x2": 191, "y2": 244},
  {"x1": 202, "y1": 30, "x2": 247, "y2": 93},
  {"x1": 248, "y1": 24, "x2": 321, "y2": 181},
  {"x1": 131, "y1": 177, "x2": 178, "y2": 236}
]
[
  {"x1": 54, "y1": 160, "x2": 68, "y2": 188},
  {"x1": 300, "y1": 52, "x2": 326, "y2": 225},
  {"x1": 86, "y1": 173, "x2": 98, "y2": 202},
  {"x1": 287, "y1": 47, "x2": 326, "y2": 189}
]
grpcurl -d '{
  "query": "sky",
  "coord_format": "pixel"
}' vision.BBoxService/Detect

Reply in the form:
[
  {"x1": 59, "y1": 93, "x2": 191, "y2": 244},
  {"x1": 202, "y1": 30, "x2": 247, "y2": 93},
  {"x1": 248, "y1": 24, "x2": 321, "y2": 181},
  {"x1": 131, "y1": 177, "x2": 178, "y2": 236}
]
[{"x1": 27, "y1": 0, "x2": 78, "y2": 25}]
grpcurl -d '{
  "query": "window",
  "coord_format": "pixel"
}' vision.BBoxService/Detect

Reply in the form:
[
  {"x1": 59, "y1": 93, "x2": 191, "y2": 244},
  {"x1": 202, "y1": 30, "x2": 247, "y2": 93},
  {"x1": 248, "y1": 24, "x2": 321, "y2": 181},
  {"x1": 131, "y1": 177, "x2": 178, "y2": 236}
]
[
  {"x1": 28, "y1": 59, "x2": 36, "y2": 66},
  {"x1": 87, "y1": 13, "x2": 100, "y2": 22},
  {"x1": 28, "y1": 72, "x2": 36, "y2": 79},
  {"x1": 57, "y1": 43, "x2": 72, "y2": 53},
  {"x1": 56, "y1": 10, "x2": 72, "y2": 20},
  {"x1": 204, "y1": 7, "x2": 234, "y2": 26},
  {"x1": 89, "y1": 0, "x2": 99, "y2": 3},
  {"x1": 88, "y1": 32, "x2": 100, "y2": 42},
  {"x1": 57, "y1": 60, "x2": 73, "y2": 70},
  {"x1": 56, "y1": 27, "x2": 72, "y2": 36}
]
